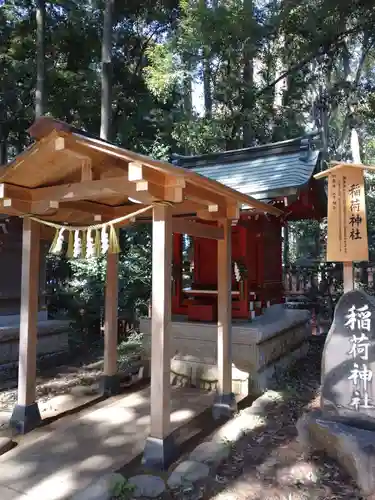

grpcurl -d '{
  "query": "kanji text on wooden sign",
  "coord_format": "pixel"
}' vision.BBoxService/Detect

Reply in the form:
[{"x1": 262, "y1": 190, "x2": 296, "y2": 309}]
[{"x1": 327, "y1": 166, "x2": 368, "y2": 262}]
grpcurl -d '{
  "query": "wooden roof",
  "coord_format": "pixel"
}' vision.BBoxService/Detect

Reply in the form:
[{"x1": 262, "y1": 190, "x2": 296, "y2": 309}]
[{"x1": 0, "y1": 117, "x2": 283, "y2": 226}]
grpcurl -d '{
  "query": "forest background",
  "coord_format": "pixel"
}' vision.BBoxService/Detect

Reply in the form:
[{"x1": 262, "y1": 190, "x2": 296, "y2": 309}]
[{"x1": 2, "y1": 0, "x2": 375, "y2": 341}]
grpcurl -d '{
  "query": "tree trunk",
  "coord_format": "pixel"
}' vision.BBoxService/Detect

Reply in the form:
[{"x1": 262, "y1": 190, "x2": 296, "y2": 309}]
[
  {"x1": 201, "y1": 0, "x2": 215, "y2": 119},
  {"x1": 35, "y1": 0, "x2": 45, "y2": 119},
  {"x1": 182, "y1": 53, "x2": 193, "y2": 154},
  {"x1": 203, "y1": 54, "x2": 212, "y2": 119},
  {"x1": 100, "y1": 0, "x2": 115, "y2": 141},
  {"x1": 242, "y1": 0, "x2": 254, "y2": 147}
]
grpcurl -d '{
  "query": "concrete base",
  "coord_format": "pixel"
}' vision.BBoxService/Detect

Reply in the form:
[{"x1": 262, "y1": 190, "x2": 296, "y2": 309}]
[
  {"x1": 10, "y1": 402, "x2": 42, "y2": 434},
  {"x1": 100, "y1": 374, "x2": 121, "y2": 396},
  {"x1": 142, "y1": 435, "x2": 175, "y2": 470},
  {"x1": 0, "y1": 310, "x2": 48, "y2": 327},
  {"x1": 140, "y1": 306, "x2": 311, "y2": 399},
  {"x1": 212, "y1": 392, "x2": 237, "y2": 420}
]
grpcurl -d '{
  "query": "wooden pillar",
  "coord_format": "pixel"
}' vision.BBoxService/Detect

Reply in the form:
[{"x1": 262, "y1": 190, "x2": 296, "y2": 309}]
[
  {"x1": 10, "y1": 218, "x2": 42, "y2": 434},
  {"x1": 143, "y1": 204, "x2": 174, "y2": 469},
  {"x1": 213, "y1": 218, "x2": 237, "y2": 419},
  {"x1": 101, "y1": 252, "x2": 120, "y2": 395}
]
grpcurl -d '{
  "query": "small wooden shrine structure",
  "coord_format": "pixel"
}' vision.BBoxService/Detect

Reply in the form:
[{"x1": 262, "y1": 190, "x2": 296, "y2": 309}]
[
  {"x1": 0, "y1": 116, "x2": 282, "y2": 468},
  {"x1": 171, "y1": 134, "x2": 326, "y2": 321}
]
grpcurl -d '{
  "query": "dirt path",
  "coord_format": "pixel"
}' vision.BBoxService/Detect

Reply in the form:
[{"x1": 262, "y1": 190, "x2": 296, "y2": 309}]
[
  {"x1": 0, "y1": 356, "x2": 103, "y2": 412},
  {"x1": 147, "y1": 340, "x2": 361, "y2": 500},
  {"x1": 200, "y1": 340, "x2": 362, "y2": 500}
]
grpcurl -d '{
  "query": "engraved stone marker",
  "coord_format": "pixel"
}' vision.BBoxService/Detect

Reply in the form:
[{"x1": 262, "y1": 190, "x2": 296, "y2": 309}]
[{"x1": 321, "y1": 289, "x2": 375, "y2": 429}]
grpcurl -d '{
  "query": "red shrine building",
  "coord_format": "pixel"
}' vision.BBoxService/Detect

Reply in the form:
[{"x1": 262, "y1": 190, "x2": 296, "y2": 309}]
[{"x1": 170, "y1": 134, "x2": 327, "y2": 322}]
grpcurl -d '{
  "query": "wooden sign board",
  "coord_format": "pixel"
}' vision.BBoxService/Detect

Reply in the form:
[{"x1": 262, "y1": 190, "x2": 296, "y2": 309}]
[{"x1": 327, "y1": 166, "x2": 368, "y2": 262}]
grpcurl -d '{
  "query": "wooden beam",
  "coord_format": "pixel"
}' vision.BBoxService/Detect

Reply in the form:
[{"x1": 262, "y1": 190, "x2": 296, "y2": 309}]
[
  {"x1": 0, "y1": 183, "x2": 31, "y2": 201},
  {"x1": 136, "y1": 180, "x2": 183, "y2": 203},
  {"x1": 81, "y1": 158, "x2": 93, "y2": 181},
  {"x1": 129, "y1": 162, "x2": 185, "y2": 203},
  {"x1": 184, "y1": 183, "x2": 227, "y2": 211},
  {"x1": 102, "y1": 252, "x2": 119, "y2": 395},
  {"x1": 172, "y1": 219, "x2": 224, "y2": 240},
  {"x1": 213, "y1": 217, "x2": 236, "y2": 419},
  {"x1": 1, "y1": 198, "x2": 31, "y2": 214},
  {"x1": 61, "y1": 200, "x2": 114, "y2": 218},
  {"x1": 149, "y1": 203, "x2": 172, "y2": 441},
  {"x1": 217, "y1": 218, "x2": 232, "y2": 396},
  {"x1": 10, "y1": 218, "x2": 41, "y2": 433},
  {"x1": 128, "y1": 162, "x2": 186, "y2": 188},
  {"x1": 29, "y1": 177, "x2": 155, "y2": 205}
]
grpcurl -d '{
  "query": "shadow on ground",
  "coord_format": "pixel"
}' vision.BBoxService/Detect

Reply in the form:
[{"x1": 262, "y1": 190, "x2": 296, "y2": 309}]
[{"x1": 117, "y1": 339, "x2": 364, "y2": 500}]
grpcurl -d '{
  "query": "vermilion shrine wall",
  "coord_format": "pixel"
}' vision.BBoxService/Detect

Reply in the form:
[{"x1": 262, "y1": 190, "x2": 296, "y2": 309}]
[{"x1": 172, "y1": 213, "x2": 283, "y2": 321}]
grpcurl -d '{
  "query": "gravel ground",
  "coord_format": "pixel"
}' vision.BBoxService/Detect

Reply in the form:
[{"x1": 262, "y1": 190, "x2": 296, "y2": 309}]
[
  {"x1": 135, "y1": 340, "x2": 362, "y2": 500},
  {"x1": 0, "y1": 338, "x2": 364, "y2": 499},
  {"x1": 201, "y1": 340, "x2": 362, "y2": 500},
  {"x1": 0, "y1": 358, "x2": 103, "y2": 411}
]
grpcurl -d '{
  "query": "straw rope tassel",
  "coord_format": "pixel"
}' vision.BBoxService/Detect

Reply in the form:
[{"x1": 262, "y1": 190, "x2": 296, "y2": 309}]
[
  {"x1": 49, "y1": 229, "x2": 60, "y2": 255},
  {"x1": 66, "y1": 230, "x2": 74, "y2": 259},
  {"x1": 81, "y1": 230, "x2": 87, "y2": 259},
  {"x1": 94, "y1": 229, "x2": 101, "y2": 257},
  {"x1": 109, "y1": 225, "x2": 120, "y2": 254},
  {"x1": 24, "y1": 203, "x2": 159, "y2": 259}
]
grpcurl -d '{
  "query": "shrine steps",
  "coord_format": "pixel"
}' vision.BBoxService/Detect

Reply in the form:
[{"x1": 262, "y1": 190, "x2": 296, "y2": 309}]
[{"x1": 140, "y1": 305, "x2": 311, "y2": 397}]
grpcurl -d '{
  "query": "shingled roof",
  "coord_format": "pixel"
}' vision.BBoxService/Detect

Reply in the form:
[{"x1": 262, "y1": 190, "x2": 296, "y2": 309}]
[{"x1": 172, "y1": 133, "x2": 323, "y2": 201}]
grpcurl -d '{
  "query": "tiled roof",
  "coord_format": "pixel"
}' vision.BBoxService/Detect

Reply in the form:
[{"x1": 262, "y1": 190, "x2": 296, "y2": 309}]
[{"x1": 173, "y1": 134, "x2": 322, "y2": 200}]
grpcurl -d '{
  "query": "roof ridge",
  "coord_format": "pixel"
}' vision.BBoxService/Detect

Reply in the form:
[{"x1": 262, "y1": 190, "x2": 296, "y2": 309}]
[{"x1": 172, "y1": 131, "x2": 321, "y2": 168}]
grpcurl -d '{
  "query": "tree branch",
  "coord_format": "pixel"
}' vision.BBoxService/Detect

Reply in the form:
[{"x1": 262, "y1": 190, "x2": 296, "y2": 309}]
[{"x1": 255, "y1": 25, "x2": 363, "y2": 99}]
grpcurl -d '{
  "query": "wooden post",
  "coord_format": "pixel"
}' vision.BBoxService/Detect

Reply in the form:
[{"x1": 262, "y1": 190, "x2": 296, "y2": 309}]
[
  {"x1": 143, "y1": 204, "x2": 174, "y2": 469},
  {"x1": 101, "y1": 252, "x2": 120, "y2": 395},
  {"x1": 10, "y1": 218, "x2": 42, "y2": 434},
  {"x1": 213, "y1": 218, "x2": 237, "y2": 419},
  {"x1": 343, "y1": 262, "x2": 353, "y2": 293}
]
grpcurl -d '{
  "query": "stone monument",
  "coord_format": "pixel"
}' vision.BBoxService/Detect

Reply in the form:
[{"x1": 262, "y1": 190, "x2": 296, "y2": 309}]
[{"x1": 297, "y1": 289, "x2": 375, "y2": 498}]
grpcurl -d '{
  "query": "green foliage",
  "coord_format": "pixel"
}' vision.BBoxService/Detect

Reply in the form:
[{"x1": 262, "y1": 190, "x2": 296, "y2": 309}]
[
  {"x1": 45, "y1": 225, "x2": 152, "y2": 349},
  {"x1": 4, "y1": 0, "x2": 375, "y2": 335},
  {"x1": 110, "y1": 476, "x2": 135, "y2": 500},
  {"x1": 117, "y1": 331, "x2": 144, "y2": 371}
]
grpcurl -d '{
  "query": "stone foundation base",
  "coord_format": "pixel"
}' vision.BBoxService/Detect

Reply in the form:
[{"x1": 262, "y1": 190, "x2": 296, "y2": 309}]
[
  {"x1": 297, "y1": 409, "x2": 375, "y2": 498},
  {"x1": 212, "y1": 392, "x2": 237, "y2": 420},
  {"x1": 142, "y1": 435, "x2": 175, "y2": 470},
  {"x1": 10, "y1": 402, "x2": 42, "y2": 434},
  {"x1": 142, "y1": 340, "x2": 310, "y2": 398},
  {"x1": 100, "y1": 374, "x2": 121, "y2": 396}
]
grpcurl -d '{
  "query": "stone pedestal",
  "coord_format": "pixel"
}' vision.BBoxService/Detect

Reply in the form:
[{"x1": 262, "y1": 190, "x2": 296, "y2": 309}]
[
  {"x1": 140, "y1": 305, "x2": 310, "y2": 397},
  {"x1": 297, "y1": 409, "x2": 375, "y2": 498}
]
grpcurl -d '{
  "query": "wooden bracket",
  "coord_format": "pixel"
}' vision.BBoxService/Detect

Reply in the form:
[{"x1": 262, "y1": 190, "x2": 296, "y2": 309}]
[{"x1": 172, "y1": 219, "x2": 224, "y2": 240}]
